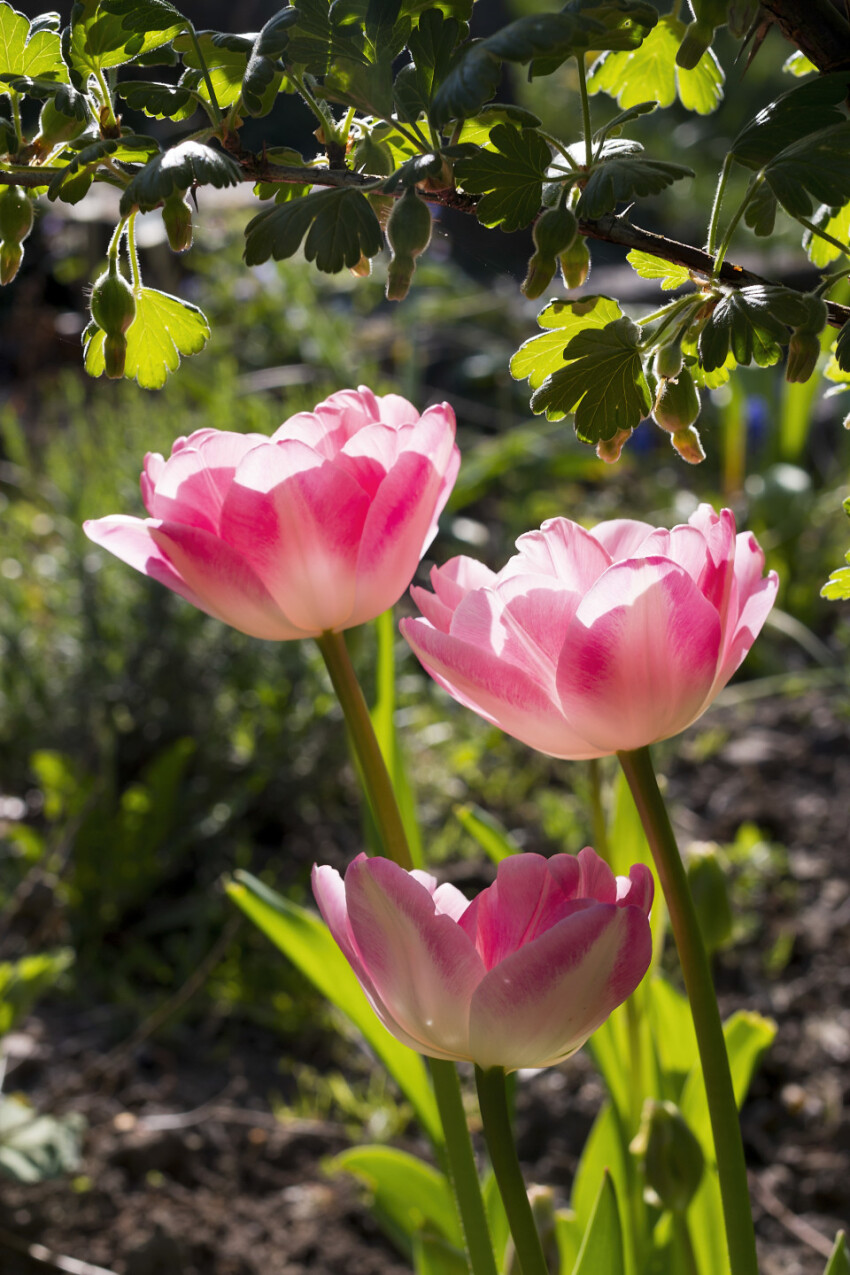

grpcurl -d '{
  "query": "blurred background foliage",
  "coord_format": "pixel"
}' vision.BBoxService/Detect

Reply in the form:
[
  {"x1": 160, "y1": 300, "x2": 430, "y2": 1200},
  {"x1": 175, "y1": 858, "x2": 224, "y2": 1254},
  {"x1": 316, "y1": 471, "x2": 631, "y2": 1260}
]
[{"x1": 0, "y1": 0, "x2": 848, "y2": 1081}]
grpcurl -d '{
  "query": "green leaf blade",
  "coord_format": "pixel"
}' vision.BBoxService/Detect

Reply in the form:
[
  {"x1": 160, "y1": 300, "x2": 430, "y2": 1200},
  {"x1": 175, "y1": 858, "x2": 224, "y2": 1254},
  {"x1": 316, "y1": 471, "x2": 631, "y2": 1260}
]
[{"x1": 84, "y1": 287, "x2": 210, "y2": 390}]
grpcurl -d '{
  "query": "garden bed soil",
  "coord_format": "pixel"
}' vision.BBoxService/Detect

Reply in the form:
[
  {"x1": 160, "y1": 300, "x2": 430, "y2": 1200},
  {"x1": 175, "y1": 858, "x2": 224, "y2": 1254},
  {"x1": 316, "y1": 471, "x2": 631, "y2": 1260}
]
[{"x1": 1, "y1": 687, "x2": 848, "y2": 1275}]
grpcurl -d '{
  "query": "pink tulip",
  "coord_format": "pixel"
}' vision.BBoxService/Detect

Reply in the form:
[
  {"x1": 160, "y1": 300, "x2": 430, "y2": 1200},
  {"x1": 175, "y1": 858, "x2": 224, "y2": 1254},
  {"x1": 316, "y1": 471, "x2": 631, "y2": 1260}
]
[
  {"x1": 401, "y1": 506, "x2": 778, "y2": 758},
  {"x1": 84, "y1": 387, "x2": 460, "y2": 640},
  {"x1": 313, "y1": 848, "x2": 653, "y2": 1070}
]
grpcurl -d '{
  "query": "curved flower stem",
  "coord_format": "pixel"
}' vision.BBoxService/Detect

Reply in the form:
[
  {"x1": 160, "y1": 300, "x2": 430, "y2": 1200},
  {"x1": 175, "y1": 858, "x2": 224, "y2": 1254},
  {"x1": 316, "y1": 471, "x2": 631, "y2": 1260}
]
[
  {"x1": 617, "y1": 746, "x2": 758, "y2": 1275},
  {"x1": 316, "y1": 630, "x2": 413, "y2": 870},
  {"x1": 475, "y1": 1066, "x2": 550, "y2": 1275},
  {"x1": 430, "y1": 1060, "x2": 499, "y2": 1275}
]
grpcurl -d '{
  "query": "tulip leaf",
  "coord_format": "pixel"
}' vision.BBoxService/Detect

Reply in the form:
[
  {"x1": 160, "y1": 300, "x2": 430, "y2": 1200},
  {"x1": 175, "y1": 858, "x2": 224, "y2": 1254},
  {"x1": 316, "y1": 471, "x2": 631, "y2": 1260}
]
[
  {"x1": 679, "y1": 1010, "x2": 776, "y2": 1161},
  {"x1": 328, "y1": 1146, "x2": 462, "y2": 1256},
  {"x1": 610, "y1": 772, "x2": 664, "y2": 965},
  {"x1": 226, "y1": 871, "x2": 442, "y2": 1147},
  {"x1": 824, "y1": 1231, "x2": 850, "y2": 1275},
  {"x1": 510, "y1": 294, "x2": 623, "y2": 391},
  {"x1": 571, "y1": 1105, "x2": 631, "y2": 1238},
  {"x1": 455, "y1": 124, "x2": 552, "y2": 231},
  {"x1": 571, "y1": 1171, "x2": 625, "y2": 1275},
  {"x1": 0, "y1": 4, "x2": 67, "y2": 82},
  {"x1": 371, "y1": 608, "x2": 423, "y2": 868},
  {"x1": 575, "y1": 151, "x2": 693, "y2": 219},
  {"x1": 0, "y1": 1096, "x2": 84, "y2": 1183},
  {"x1": 454, "y1": 803, "x2": 520, "y2": 863},
  {"x1": 119, "y1": 140, "x2": 242, "y2": 215},
  {"x1": 482, "y1": 1169, "x2": 511, "y2": 1267},
  {"x1": 529, "y1": 316, "x2": 652, "y2": 442},
  {"x1": 0, "y1": 950, "x2": 74, "y2": 1037},
  {"x1": 83, "y1": 288, "x2": 210, "y2": 390},
  {"x1": 413, "y1": 1231, "x2": 469, "y2": 1275},
  {"x1": 626, "y1": 250, "x2": 692, "y2": 291},
  {"x1": 244, "y1": 186, "x2": 383, "y2": 272},
  {"x1": 587, "y1": 16, "x2": 723, "y2": 115}
]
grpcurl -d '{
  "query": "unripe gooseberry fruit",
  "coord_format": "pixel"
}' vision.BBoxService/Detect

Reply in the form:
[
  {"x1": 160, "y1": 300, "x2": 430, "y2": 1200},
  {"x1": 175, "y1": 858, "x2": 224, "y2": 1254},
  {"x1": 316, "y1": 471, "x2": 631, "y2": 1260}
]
[
  {"x1": 522, "y1": 206, "x2": 578, "y2": 299},
  {"x1": 596, "y1": 427, "x2": 632, "y2": 463},
  {"x1": 90, "y1": 264, "x2": 136, "y2": 337},
  {"x1": 0, "y1": 241, "x2": 23, "y2": 285},
  {"x1": 675, "y1": 19, "x2": 714, "y2": 69},
  {"x1": 386, "y1": 187, "x2": 432, "y2": 302},
  {"x1": 785, "y1": 329, "x2": 820, "y2": 384},
  {"x1": 103, "y1": 331, "x2": 128, "y2": 380},
  {"x1": 161, "y1": 189, "x2": 193, "y2": 253},
  {"x1": 671, "y1": 424, "x2": 706, "y2": 464},
  {"x1": 36, "y1": 96, "x2": 87, "y2": 149},
  {"x1": 652, "y1": 367, "x2": 701, "y2": 434},
  {"x1": 654, "y1": 339, "x2": 684, "y2": 381},
  {"x1": 0, "y1": 184, "x2": 34, "y2": 247},
  {"x1": 559, "y1": 235, "x2": 590, "y2": 290}
]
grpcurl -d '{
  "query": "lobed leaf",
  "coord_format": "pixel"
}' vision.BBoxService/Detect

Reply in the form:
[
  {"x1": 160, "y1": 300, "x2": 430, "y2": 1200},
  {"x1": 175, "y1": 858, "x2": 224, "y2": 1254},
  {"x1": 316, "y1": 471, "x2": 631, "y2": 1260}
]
[
  {"x1": 0, "y1": 3, "x2": 67, "y2": 83},
  {"x1": 241, "y1": 9, "x2": 297, "y2": 116},
  {"x1": 576, "y1": 152, "x2": 693, "y2": 218},
  {"x1": 47, "y1": 134, "x2": 160, "y2": 202},
  {"x1": 116, "y1": 78, "x2": 197, "y2": 120},
  {"x1": 69, "y1": 0, "x2": 182, "y2": 73},
  {"x1": 83, "y1": 287, "x2": 210, "y2": 390},
  {"x1": 511, "y1": 294, "x2": 623, "y2": 390},
  {"x1": 119, "y1": 140, "x2": 242, "y2": 214},
  {"x1": 587, "y1": 16, "x2": 723, "y2": 115},
  {"x1": 762, "y1": 123, "x2": 850, "y2": 221},
  {"x1": 244, "y1": 185, "x2": 383, "y2": 272},
  {"x1": 455, "y1": 123, "x2": 551, "y2": 231},
  {"x1": 626, "y1": 249, "x2": 691, "y2": 290},
  {"x1": 530, "y1": 315, "x2": 652, "y2": 441},
  {"x1": 698, "y1": 285, "x2": 810, "y2": 372},
  {"x1": 731, "y1": 74, "x2": 848, "y2": 171},
  {"x1": 172, "y1": 31, "x2": 256, "y2": 111},
  {"x1": 803, "y1": 202, "x2": 850, "y2": 268}
]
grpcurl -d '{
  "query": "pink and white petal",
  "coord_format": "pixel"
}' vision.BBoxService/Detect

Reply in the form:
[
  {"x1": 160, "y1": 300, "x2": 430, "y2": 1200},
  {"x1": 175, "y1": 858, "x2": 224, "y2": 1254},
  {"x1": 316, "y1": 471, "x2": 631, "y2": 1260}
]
[
  {"x1": 614, "y1": 863, "x2": 654, "y2": 914},
  {"x1": 495, "y1": 573, "x2": 584, "y2": 671},
  {"x1": 589, "y1": 518, "x2": 656, "y2": 561},
  {"x1": 432, "y1": 882, "x2": 472, "y2": 922},
  {"x1": 631, "y1": 526, "x2": 710, "y2": 583},
  {"x1": 83, "y1": 515, "x2": 210, "y2": 613},
  {"x1": 312, "y1": 861, "x2": 374, "y2": 990},
  {"x1": 505, "y1": 519, "x2": 611, "y2": 589},
  {"x1": 147, "y1": 432, "x2": 265, "y2": 533},
  {"x1": 469, "y1": 903, "x2": 652, "y2": 1070},
  {"x1": 371, "y1": 390, "x2": 422, "y2": 428},
  {"x1": 220, "y1": 439, "x2": 372, "y2": 633},
  {"x1": 400, "y1": 616, "x2": 603, "y2": 759},
  {"x1": 449, "y1": 589, "x2": 561, "y2": 696},
  {"x1": 350, "y1": 444, "x2": 456, "y2": 628},
  {"x1": 140, "y1": 453, "x2": 166, "y2": 514},
  {"x1": 149, "y1": 521, "x2": 307, "y2": 639},
  {"x1": 459, "y1": 855, "x2": 594, "y2": 968},
  {"x1": 345, "y1": 857, "x2": 484, "y2": 1059},
  {"x1": 430, "y1": 556, "x2": 498, "y2": 611},
  {"x1": 575, "y1": 846, "x2": 618, "y2": 904},
  {"x1": 712, "y1": 569, "x2": 779, "y2": 693},
  {"x1": 338, "y1": 422, "x2": 401, "y2": 499},
  {"x1": 556, "y1": 558, "x2": 723, "y2": 753},
  {"x1": 409, "y1": 583, "x2": 456, "y2": 633}
]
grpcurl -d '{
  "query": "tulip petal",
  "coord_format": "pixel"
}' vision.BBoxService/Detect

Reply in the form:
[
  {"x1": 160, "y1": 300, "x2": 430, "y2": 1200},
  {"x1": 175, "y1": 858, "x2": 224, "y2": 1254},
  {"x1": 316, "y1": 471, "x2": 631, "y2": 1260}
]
[
  {"x1": 345, "y1": 857, "x2": 484, "y2": 1059},
  {"x1": 574, "y1": 845, "x2": 618, "y2": 904},
  {"x1": 615, "y1": 862, "x2": 654, "y2": 913},
  {"x1": 144, "y1": 432, "x2": 266, "y2": 534},
  {"x1": 495, "y1": 573, "x2": 584, "y2": 671},
  {"x1": 149, "y1": 520, "x2": 307, "y2": 639},
  {"x1": 506, "y1": 518, "x2": 612, "y2": 588},
  {"x1": 220, "y1": 439, "x2": 372, "y2": 633},
  {"x1": 589, "y1": 518, "x2": 655, "y2": 560},
  {"x1": 713, "y1": 559, "x2": 779, "y2": 691},
  {"x1": 83, "y1": 515, "x2": 210, "y2": 613},
  {"x1": 469, "y1": 902, "x2": 652, "y2": 1070},
  {"x1": 401, "y1": 612, "x2": 603, "y2": 758},
  {"x1": 429, "y1": 556, "x2": 498, "y2": 611},
  {"x1": 556, "y1": 558, "x2": 723, "y2": 753}
]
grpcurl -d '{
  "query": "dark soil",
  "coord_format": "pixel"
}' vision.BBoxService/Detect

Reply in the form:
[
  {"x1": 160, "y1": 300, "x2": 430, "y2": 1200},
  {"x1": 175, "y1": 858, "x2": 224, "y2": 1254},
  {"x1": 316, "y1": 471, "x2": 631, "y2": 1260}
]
[{"x1": 1, "y1": 688, "x2": 847, "y2": 1275}]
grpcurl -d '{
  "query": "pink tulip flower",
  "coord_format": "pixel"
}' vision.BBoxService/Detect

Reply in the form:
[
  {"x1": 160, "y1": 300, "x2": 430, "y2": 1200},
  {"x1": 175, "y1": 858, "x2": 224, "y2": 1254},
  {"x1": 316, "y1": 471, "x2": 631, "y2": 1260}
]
[
  {"x1": 401, "y1": 506, "x2": 778, "y2": 758},
  {"x1": 84, "y1": 387, "x2": 460, "y2": 640},
  {"x1": 313, "y1": 848, "x2": 653, "y2": 1070}
]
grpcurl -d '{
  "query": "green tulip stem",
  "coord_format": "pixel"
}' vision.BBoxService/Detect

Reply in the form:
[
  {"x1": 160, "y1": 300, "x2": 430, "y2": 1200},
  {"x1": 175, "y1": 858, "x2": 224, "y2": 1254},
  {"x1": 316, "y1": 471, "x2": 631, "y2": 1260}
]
[
  {"x1": 430, "y1": 1059, "x2": 499, "y2": 1275},
  {"x1": 475, "y1": 1065, "x2": 550, "y2": 1275},
  {"x1": 617, "y1": 746, "x2": 758, "y2": 1275},
  {"x1": 316, "y1": 630, "x2": 413, "y2": 871}
]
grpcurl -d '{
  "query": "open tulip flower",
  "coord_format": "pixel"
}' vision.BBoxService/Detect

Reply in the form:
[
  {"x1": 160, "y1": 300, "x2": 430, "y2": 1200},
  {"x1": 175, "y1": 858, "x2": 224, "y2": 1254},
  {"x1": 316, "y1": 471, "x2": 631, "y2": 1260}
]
[
  {"x1": 84, "y1": 387, "x2": 459, "y2": 640},
  {"x1": 313, "y1": 848, "x2": 653, "y2": 1071},
  {"x1": 401, "y1": 506, "x2": 778, "y2": 758}
]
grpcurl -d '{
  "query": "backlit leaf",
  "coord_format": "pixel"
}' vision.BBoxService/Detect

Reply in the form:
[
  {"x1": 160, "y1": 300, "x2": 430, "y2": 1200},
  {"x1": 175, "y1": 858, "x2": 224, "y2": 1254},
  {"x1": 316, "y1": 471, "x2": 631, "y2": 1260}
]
[
  {"x1": 242, "y1": 9, "x2": 297, "y2": 116},
  {"x1": 698, "y1": 286, "x2": 809, "y2": 371},
  {"x1": 119, "y1": 140, "x2": 242, "y2": 214},
  {"x1": 803, "y1": 202, "x2": 850, "y2": 268},
  {"x1": 84, "y1": 287, "x2": 210, "y2": 390},
  {"x1": 47, "y1": 134, "x2": 160, "y2": 202},
  {"x1": 455, "y1": 123, "x2": 551, "y2": 231},
  {"x1": 511, "y1": 294, "x2": 622, "y2": 389},
  {"x1": 172, "y1": 31, "x2": 250, "y2": 109},
  {"x1": 731, "y1": 74, "x2": 848, "y2": 171},
  {"x1": 117, "y1": 78, "x2": 197, "y2": 120},
  {"x1": 69, "y1": 0, "x2": 182, "y2": 73},
  {"x1": 571, "y1": 1172, "x2": 625, "y2": 1275},
  {"x1": 530, "y1": 315, "x2": 652, "y2": 441},
  {"x1": 823, "y1": 1231, "x2": 850, "y2": 1275},
  {"x1": 626, "y1": 250, "x2": 691, "y2": 290},
  {"x1": 328, "y1": 1146, "x2": 462, "y2": 1252},
  {"x1": 587, "y1": 16, "x2": 723, "y2": 115},
  {"x1": 763, "y1": 123, "x2": 850, "y2": 221},
  {"x1": 0, "y1": 3, "x2": 67, "y2": 82}
]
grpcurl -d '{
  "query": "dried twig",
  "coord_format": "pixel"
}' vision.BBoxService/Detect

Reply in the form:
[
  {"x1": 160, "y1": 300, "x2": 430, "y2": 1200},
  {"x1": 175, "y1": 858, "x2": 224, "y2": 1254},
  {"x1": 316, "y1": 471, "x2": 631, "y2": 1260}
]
[
  {"x1": 0, "y1": 1226, "x2": 118, "y2": 1275},
  {"x1": 750, "y1": 1172, "x2": 837, "y2": 1260}
]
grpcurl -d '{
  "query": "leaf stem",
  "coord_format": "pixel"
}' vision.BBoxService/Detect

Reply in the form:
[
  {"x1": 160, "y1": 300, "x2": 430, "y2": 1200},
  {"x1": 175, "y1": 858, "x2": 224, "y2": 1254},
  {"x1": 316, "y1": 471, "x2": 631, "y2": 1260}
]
[
  {"x1": 429, "y1": 1060, "x2": 499, "y2": 1275},
  {"x1": 186, "y1": 24, "x2": 222, "y2": 125},
  {"x1": 539, "y1": 130, "x2": 579, "y2": 170},
  {"x1": 9, "y1": 92, "x2": 22, "y2": 150},
  {"x1": 712, "y1": 174, "x2": 762, "y2": 277},
  {"x1": 475, "y1": 1066, "x2": 550, "y2": 1275},
  {"x1": 106, "y1": 217, "x2": 127, "y2": 261},
  {"x1": 616, "y1": 746, "x2": 759, "y2": 1275},
  {"x1": 94, "y1": 67, "x2": 118, "y2": 130},
  {"x1": 316, "y1": 630, "x2": 413, "y2": 870},
  {"x1": 798, "y1": 215, "x2": 850, "y2": 261},
  {"x1": 576, "y1": 55, "x2": 593, "y2": 169},
  {"x1": 125, "y1": 211, "x2": 142, "y2": 292},
  {"x1": 706, "y1": 152, "x2": 731, "y2": 256}
]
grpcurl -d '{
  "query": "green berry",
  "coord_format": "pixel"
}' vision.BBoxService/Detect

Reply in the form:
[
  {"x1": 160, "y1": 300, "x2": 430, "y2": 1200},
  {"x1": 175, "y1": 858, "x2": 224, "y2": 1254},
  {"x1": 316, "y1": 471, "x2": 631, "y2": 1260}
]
[
  {"x1": 671, "y1": 424, "x2": 706, "y2": 464},
  {"x1": 532, "y1": 206, "x2": 577, "y2": 259},
  {"x1": 652, "y1": 367, "x2": 701, "y2": 433},
  {"x1": 654, "y1": 339, "x2": 684, "y2": 381},
  {"x1": 0, "y1": 185, "x2": 34, "y2": 247},
  {"x1": 90, "y1": 264, "x2": 136, "y2": 337},
  {"x1": 559, "y1": 235, "x2": 590, "y2": 290},
  {"x1": 162, "y1": 190, "x2": 193, "y2": 253},
  {"x1": 103, "y1": 331, "x2": 128, "y2": 380},
  {"x1": 386, "y1": 188, "x2": 432, "y2": 301},
  {"x1": 676, "y1": 18, "x2": 715, "y2": 69},
  {"x1": 36, "y1": 96, "x2": 88, "y2": 149},
  {"x1": 786, "y1": 329, "x2": 820, "y2": 384},
  {"x1": 0, "y1": 241, "x2": 23, "y2": 285}
]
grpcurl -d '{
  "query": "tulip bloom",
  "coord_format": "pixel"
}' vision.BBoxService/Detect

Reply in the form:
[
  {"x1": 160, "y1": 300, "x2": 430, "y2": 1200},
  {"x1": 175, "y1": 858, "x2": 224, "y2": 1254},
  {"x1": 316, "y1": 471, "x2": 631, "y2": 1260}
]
[
  {"x1": 313, "y1": 848, "x2": 653, "y2": 1071},
  {"x1": 84, "y1": 387, "x2": 459, "y2": 640},
  {"x1": 401, "y1": 506, "x2": 778, "y2": 758}
]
